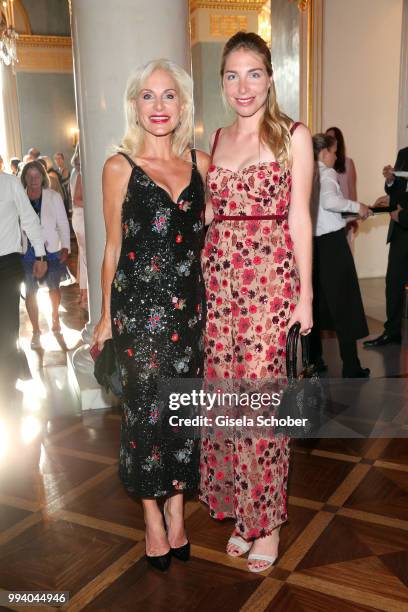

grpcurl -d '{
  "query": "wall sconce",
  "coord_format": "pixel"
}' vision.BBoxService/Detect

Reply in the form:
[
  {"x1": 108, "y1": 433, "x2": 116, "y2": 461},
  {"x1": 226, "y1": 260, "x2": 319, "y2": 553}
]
[{"x1": 69, "y1": 127, "x2": 79, "y2": 147}]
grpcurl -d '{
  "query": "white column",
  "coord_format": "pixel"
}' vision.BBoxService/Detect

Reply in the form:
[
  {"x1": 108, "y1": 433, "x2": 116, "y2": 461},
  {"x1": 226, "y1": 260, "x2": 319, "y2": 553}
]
[
  {"x1": 68, "y1": 0, "x2": 191, "y2": 410},
  {"x1": 0, "y1": 63, "x2": 22, "y2": 160}
]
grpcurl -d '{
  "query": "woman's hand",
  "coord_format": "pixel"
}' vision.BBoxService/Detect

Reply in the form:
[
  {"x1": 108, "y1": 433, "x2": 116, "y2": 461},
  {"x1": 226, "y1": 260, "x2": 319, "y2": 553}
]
[
  {"x1": 288, "y1": 297, "x2": 313, "y2": 335},
  {"x1": 93, "y1": 315, "x2": 112, "y2": 350}
]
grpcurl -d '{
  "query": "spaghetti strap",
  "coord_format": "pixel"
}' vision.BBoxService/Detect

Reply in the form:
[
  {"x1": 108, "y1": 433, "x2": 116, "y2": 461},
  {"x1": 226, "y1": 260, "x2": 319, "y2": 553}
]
[
  {"x1": 210, "y1": 128, "x2": 222, "y2": 161},
  {"x1": 191, "y1": 148, "x2": 197, "y2": 167},
  {"x1": 290, "y1": 121, "x2": 303, "y2": 136},
  {"x1": 118, "y1": 151, "x2": 136, "y2": 167}
]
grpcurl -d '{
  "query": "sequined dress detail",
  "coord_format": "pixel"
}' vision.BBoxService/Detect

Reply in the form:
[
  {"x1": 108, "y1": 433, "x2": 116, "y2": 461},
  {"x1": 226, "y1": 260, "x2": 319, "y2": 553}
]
[
  {"x1": 112, "y1": 151, "x2": 205, "y2": 498},
  {"x1": 200, "y1": 128, "x2": 299, "y2": 540}
]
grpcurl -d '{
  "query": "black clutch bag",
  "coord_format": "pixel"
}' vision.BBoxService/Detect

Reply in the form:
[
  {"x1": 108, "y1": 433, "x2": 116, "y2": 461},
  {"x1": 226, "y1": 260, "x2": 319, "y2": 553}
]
[
  {"x1": 276, "y1": 322, "x2": 324, "y2": 437},
  {"x1": 93, "y1": 339, "x2": 123, "y2": 398}
]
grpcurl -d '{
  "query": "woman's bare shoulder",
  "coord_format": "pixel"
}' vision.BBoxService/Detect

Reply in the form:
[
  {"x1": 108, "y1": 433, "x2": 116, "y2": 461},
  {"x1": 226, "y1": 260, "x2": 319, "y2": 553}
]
[{"x1": 104, "y1": 153, "x2": 132, "y2": 176}]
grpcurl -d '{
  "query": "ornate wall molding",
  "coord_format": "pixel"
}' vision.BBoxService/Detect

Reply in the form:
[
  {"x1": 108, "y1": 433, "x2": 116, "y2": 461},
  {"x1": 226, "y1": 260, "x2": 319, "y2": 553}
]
[
  {"x1": 16, "y1": 35, "x2": 73, "y2": 72},
  {"x1": 17, "y1": 35, "x2": 72, "y2": 48},
  {"x1": 190, "y1": 0, "x2": 265, "y2": 13}
]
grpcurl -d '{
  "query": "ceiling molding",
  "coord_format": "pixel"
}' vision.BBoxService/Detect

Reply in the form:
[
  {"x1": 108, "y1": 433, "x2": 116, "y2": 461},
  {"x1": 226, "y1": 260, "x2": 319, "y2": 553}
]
[
  {"x1": 189, "y1": 0, "x2": 266, "y2": 13},
  {"x1": 17, "y1": 34, "x2": 72, "y2": 48}
]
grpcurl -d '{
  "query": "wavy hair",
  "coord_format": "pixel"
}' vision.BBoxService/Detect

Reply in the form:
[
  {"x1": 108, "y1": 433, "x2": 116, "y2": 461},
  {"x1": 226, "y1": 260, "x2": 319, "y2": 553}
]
[
  {"x1": 117, "y1": 59, "x2": 193, "y2": 158},
  {"x1": 220, "y1": 31, "x2": 292, "y2": 165}
]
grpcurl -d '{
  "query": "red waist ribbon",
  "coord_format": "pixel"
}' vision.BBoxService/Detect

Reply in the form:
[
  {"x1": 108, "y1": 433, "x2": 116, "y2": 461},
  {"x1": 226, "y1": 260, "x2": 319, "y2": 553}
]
[{"x1": 213, "y1": 214, "x2": 284, "y2": 221}]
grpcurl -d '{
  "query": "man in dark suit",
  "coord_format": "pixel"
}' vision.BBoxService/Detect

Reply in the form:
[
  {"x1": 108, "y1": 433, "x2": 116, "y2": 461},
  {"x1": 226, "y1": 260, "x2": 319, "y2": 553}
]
[{"x1": 364, "y1": 147, "x2": 408, "y2": 347}]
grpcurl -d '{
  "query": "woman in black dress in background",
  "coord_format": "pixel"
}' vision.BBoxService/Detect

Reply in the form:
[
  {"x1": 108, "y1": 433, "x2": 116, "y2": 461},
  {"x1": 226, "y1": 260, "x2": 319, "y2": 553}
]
[{"x1": 93, "y1": 59, "x2": 209, "y2": 570}]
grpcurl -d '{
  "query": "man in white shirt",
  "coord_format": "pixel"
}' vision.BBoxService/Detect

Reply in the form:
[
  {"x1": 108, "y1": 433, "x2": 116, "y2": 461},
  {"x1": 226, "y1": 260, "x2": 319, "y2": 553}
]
[{"x1": 0, "y1": 172, "x2": 47, "y2": 402}]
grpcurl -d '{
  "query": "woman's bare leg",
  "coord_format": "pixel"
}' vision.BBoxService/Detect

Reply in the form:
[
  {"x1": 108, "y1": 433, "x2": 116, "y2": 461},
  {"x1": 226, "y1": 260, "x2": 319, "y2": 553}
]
[
  {"x1": 142, "y1": 499, "x2": 169, "y2": 556},
  {"x1": 164, "y1": 493, "x2": 187, "y2": 548}
]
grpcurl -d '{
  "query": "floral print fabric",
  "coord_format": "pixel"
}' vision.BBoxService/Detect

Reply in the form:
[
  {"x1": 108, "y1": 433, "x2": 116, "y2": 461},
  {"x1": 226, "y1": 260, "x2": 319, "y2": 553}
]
[{"x1": 200, "y1": 161, "x2": 298, "y2": 540}]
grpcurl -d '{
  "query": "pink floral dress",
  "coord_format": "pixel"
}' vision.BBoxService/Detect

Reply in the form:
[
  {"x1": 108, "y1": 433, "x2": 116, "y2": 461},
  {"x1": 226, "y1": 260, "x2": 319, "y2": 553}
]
[{"x1": 199, "y1": 126, "x2": 300, "y2": 541}]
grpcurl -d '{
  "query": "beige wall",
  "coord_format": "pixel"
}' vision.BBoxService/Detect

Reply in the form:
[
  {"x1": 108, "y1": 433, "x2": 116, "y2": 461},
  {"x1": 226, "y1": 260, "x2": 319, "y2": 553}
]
[{"x1": 322, "y1": 0, "x2": 403, "y2": 278}]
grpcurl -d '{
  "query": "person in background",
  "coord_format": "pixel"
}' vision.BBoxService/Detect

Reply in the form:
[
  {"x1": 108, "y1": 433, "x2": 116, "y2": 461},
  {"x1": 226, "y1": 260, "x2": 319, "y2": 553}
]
[
  {"x1": 310, "y1": 133, "x2": 370, "y2": 377},
  {"x1": 20, "y1": 161, "x2": 70, "y2": 349},
  {"x1": 10, "y1": 157, "x2": 21, "y2": 176},
  {"x1": 39, "y1": 156, "x2": 65, "y2": 201},
  {"x1": 27, "y1": 147, "x2": 40, "y2": 159},
  {"x1": 54, "y1": 152, "x2": 71, "y2": 214},
  {"x1": 70, "y1": 145, "x2": 88, "y2": 310},
  {"x1": 0, "y1": 171, "x2": 47, "y2": 402},
  {"x1": 326, "y1": 126, "x2": 358, "y2": 251},
  {"x1": 0, "y1": 154, "x2": 4, "y2": 172},
  {"x1": 364, "y1": 146, "x2": 408, "y2": 348}
]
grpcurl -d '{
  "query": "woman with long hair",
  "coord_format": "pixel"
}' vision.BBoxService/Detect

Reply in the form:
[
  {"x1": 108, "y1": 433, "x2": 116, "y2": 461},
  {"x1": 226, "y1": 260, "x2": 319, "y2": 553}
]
[
  {"x1": 93, "y1": 60, "x2": 209, "y2": 571},
  {"x1": 200, "y1": 32, "x2": 314, "y2": 572},
  {"x1": 310, "y1": 133, "x2": 370, "y2": 377},
  {"x1": 325, "y1": 126, "x2": 358, "y2": 250}
]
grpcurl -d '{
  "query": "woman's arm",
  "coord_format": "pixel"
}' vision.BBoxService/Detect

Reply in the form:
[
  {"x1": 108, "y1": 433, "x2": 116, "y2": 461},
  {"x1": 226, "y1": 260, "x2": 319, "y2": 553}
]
[
  {"x1": 93, "y1": 154, "x2": 131, "y2": 348},
  {"x1": 195, "y1": 149, "x2": 213, "y2": 225},
  {"x1": 321, "y1": 170, "x2": 362, "y2": 214},
  {"x1": 53, "y1": 190, "x2": 70, "y2": 262},
  {"x1": 288, "y1": 124, "x2": 314, "y2": 333}
]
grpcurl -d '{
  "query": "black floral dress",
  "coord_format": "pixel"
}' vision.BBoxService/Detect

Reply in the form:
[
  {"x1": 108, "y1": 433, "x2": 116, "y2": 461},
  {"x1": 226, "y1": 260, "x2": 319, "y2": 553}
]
[{"x1": 112, "y1": 151, "x2": 205, "y2": 499}]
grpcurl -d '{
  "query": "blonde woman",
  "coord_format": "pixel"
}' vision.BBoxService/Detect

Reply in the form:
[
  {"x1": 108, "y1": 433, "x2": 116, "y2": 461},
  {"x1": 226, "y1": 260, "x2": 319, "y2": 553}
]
[
  {"x1": 199, "y1": 32, "x2": 314, "y2": 572},
  {"x1": 93, "y1": 60, "x2": 209, "y2": 571}
]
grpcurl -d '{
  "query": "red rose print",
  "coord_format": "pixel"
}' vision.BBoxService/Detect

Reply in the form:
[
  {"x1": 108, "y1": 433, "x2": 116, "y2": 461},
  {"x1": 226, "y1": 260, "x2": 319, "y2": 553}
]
[
  {"x1": 273, "y1": 247, "x2": 287, "y2": 265},
  {"x1": 242, "y1": 268, "x2": 255, "y2": 285},
  {"x1": 259, "y1": 513, "x2": 269, "y2": 528},
  {"x1": 251, "y1": 484, "x2": 263, "y2": 500},
  {"x1": 209, "y1": 276, "x2": 219, "y2": 290},
  {"x1": 253, "y1": 256, "x2": 262, "y2": 265},
  {"x1": 238, "y1": 318, "x2": 251, "y2": 333},
  {"x1": 249, "y1": 304, "x2": 257, "y2": 314},
  {"x1": 231, "y1": 252, "x2": 244, "y2": 269},
  {"x1": 235, "y1": 364, "x2": 246, "y2": 378},
  {"x1": 215, "y1": 471, "x2": 224, "y2": 480},
  {"x1": 256, "y1": 439, "x2": 268, "y2": 455},
  {"x1": 283, "y1": 283, "x2": 293, "y2": 299},
  {"x1": 231, "y1": 302, "x2": 240, "y2": 317},
  {"x1": 208, "y1": 322, "x2": 218, "y2": 338}
]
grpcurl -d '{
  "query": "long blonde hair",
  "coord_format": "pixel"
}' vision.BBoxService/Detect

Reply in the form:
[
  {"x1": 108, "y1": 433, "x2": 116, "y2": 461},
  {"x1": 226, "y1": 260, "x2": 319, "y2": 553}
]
[
  {"x1": 117, "y1": 59, "x2": 193, "y2": 158},
  {"x1": 220, "y1": 32, "x2": 292, "y2": 165}
]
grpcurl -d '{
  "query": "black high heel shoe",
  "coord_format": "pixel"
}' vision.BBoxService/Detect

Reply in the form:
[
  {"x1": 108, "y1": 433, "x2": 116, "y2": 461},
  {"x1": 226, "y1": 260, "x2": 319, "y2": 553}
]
[
  {"x1": 145, "y1": 549, "x2": 172, "y2": 572},
  {"x1": 171, "y1": 541, "x2": 190, "y2": 562}
]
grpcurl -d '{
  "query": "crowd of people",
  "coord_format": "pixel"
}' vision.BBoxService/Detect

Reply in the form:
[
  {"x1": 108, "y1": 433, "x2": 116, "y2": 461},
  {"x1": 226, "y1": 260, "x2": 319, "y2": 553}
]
[
  {"x1": 1, "y1": 29, "x2": 406, "y2": 577},
  {"x1": 0, "y1": 143, "x2": 88, "y2": 350}
]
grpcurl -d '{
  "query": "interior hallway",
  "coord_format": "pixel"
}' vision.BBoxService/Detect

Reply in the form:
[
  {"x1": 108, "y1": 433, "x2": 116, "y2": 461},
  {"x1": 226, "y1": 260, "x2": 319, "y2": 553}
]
[{"x1": 0, "y1": 278, "x2": 408, "y2": 611}]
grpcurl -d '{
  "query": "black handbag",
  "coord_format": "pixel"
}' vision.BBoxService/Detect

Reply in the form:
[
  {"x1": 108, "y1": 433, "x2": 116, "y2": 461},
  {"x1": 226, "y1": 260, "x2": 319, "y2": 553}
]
[
  {"x1": 93, "y1": 339, "x2": 123, "y2": 398},
  {"x1": 276, "y1": 322, "x2": 324, "y2": 437}
]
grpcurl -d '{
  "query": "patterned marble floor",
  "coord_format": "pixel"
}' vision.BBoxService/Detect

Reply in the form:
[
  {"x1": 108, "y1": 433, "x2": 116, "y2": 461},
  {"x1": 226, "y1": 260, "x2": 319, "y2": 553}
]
[{"x1": 0, "y1": 277, "x2": 407, "y2": 612}]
